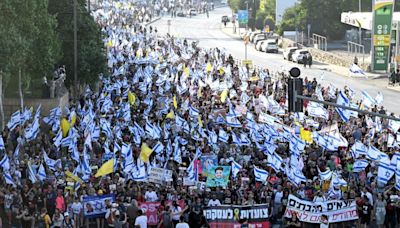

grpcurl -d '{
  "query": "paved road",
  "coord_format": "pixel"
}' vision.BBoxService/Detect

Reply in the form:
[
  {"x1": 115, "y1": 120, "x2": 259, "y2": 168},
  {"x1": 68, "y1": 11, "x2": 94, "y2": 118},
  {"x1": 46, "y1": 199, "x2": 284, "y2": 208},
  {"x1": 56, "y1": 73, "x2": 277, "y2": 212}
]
[{"x1": 151, "y1": 7, "x2": 400, "y2": 114}]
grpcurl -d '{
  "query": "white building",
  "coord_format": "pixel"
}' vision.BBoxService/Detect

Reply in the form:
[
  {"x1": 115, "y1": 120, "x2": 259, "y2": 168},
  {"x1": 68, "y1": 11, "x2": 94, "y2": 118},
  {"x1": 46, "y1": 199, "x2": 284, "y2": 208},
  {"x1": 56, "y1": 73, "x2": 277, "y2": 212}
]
[{"x1": 276, "y1": 0, "x2": 299, "y2": 24}]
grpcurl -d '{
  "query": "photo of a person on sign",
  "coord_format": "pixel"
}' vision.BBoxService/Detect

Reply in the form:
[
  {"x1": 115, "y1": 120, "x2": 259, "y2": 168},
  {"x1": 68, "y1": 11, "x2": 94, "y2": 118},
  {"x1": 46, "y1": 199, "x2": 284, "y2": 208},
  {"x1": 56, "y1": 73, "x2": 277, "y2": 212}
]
[{"x1": 206, "y1": 166, "x2": 230, "y2": 187}]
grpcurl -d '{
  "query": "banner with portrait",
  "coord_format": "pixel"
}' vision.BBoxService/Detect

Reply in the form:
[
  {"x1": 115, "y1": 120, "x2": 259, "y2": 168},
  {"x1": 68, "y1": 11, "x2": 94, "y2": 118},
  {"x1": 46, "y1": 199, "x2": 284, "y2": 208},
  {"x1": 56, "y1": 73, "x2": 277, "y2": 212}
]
[
  {"x1": 200, "y1": 154, "x2": 218, "y2": 176},
  {"x1": 203, "y1": 204, "x2": 270, "y2": 228},
  {"x1": 83, "y1": 194, "x2": 116, "y2": 218},
  {"x1": 206, "y1": 165, "x2": 230, "y2": 187},
  {"x1": 284, "y1": 194, "x2": 358, "y2": 223}
]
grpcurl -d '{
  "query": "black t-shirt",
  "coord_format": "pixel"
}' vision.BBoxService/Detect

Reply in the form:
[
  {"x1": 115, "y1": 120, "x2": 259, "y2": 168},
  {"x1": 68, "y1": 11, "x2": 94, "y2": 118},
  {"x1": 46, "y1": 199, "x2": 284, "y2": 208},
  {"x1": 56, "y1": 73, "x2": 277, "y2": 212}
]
[{"x1": 362, "y1": 204, "x2": 372, "y2": 217}]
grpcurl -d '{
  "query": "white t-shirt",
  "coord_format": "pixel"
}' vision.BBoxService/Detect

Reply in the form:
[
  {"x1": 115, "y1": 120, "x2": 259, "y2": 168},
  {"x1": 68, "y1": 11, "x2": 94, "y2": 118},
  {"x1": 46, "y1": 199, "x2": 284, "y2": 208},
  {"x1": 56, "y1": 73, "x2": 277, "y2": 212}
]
[
  {"x1": 171, "y1": 206, "x2": 182, "y2": 221},
  {"x1": 176, "y1": 222, "x2": 190, "y2": 228},
  {"x1": 71, "y1": 202, "x2": 83, "y2": 215},
  {"x1": 135, "y1": 215, "x2": 148, "y2": 228},
  {"x1": 207, "y1": 199, "x2": 221, "y2": 206},
  {"x1": 274, "y1": 191, "x2": 283, "y2": 204},
  {"x1": 145, "y1": 191, "x2": 158, "y2": 202}
]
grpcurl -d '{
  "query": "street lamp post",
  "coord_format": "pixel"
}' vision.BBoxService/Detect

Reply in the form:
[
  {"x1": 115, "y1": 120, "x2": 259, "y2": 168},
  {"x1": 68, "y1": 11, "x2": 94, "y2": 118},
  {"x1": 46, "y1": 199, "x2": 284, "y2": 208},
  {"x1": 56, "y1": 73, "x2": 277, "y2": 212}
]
[{"x1": 73, "y1": 0, "x2": 78, "y2": 99}]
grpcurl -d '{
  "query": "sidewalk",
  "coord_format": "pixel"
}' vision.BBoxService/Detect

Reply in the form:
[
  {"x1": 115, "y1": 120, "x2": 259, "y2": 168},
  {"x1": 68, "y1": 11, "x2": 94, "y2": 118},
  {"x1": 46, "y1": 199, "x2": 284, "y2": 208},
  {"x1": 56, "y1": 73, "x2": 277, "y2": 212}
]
[{"x1": 220, "y1": 23, "x2": 386, "y2": 80}]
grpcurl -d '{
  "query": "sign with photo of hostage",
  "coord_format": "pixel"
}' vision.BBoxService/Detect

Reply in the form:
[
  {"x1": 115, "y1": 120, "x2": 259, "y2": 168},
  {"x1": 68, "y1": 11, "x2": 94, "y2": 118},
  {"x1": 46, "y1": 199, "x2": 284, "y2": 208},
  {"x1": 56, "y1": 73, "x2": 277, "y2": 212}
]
[
  {"x1": 200, "y1": 154, "x2": 218, "y2": 177},
  {"x1": 206, "y1": 166, "x2": 231, "y2": 188}
]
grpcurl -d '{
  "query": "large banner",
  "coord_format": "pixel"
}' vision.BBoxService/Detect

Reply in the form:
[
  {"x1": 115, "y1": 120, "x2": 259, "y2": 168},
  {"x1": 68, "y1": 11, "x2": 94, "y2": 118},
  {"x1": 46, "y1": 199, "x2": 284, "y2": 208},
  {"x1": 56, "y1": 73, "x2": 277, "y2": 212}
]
[
  {"x1": 148, "y1": 167, "x2": 173, "y2": 185},
  {"x1": 83, "y1": 194, "x2": 116, "y2": 218},
  {"x1": 284, "y1": 194, "x2": 358, "y2": 223},
  {"x1": 372, "y1": 0, "x2": 394, "y2": 71},
  {"x1": 139, "y1": 200, "x2": 186, "y2": 226},
  {"x1": 206, "y1": 165, "x2": 230, "y2": 187},
  {"x1": 200, "y1": 154, "x2": 218, "y2": 176},
  {"x1": 203, "y1": 205, "x2": 270, "y2": 228}
]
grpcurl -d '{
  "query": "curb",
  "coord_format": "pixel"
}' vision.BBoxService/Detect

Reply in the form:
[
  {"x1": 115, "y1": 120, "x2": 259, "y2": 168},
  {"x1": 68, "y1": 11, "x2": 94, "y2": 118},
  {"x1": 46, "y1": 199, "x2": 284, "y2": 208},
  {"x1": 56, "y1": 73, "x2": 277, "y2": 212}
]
[{"x1": 386, "y1": 86, "x2": 400, "y2": 93}]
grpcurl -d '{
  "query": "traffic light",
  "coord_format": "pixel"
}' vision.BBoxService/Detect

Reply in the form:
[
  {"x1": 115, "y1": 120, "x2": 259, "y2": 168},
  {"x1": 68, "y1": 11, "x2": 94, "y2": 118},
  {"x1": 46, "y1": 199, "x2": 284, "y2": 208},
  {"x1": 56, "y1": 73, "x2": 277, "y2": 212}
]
[{"x1": 288, "y1": 68, "x2": 303, "y2": 113}]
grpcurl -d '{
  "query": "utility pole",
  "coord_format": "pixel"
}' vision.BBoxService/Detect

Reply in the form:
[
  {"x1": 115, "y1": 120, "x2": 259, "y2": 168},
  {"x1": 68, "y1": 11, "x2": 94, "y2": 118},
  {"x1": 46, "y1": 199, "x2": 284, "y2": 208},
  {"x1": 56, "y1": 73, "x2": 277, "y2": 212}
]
[
  {"x1": 358, "y1": 0, "x2": 362, "y2": 45},
  {"x1": 73, "y1": 0, "x2": 78, "y2": 99}
]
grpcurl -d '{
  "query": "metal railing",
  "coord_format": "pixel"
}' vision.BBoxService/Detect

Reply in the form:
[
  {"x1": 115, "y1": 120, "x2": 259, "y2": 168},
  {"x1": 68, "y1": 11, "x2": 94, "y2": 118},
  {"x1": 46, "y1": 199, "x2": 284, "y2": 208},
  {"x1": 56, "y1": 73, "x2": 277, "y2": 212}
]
[
  {"x1": 312, "y1": 33, "x2": 327, "y2": 51},
  {"x1": 347, "y1": 41, "x2": 365, "y2": 64}
]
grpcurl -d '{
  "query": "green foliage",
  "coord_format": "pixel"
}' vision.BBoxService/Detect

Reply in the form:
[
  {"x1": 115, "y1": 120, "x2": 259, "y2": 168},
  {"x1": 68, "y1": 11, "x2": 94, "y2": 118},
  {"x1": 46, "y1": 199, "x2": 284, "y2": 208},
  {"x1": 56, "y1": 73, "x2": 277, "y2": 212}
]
[
  {"x1": 0, "y1": 0, "x2": 61, "y2": 96},
  {"x1": 48, "y1": 0, "x2": 106, "y2": 87},
  {"x1": 277, "y1": 4, "x2": 306, "y2": 36},
  {"x1": 255, "y1": 11, "x2": 268, "y2": 30}
]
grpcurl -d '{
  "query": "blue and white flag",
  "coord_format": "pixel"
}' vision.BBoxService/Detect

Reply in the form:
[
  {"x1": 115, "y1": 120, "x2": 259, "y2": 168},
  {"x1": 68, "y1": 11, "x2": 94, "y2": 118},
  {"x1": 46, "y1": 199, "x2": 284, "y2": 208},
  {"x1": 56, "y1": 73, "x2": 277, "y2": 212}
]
[
  {"x1": 152, "y1": 141, "x2": 164, "y2": 154},
  {"x1": 226, "y1": 116, "x2": 242, "y2": 128},
  {"x1": 218, "y1": 129, "x2": 229, "y2": 143},
  {"x1": 7, "y1": 110, "x2": 21, "y2": 131},
  {"x1": 43, "y1": 151, "x2": 62, "y2": 171},
  {"x1": 349, "y1": 63, "x2": 365, "y2": 76},
  {"x1": 53, "y1": 129, "x2": 63, "y2": 148},
  {"x1": 0, "y1": 135, "x2": 5, "y2": 151},
  {"x1": 307, "y1": 102, "x2": 329, "y2": 120},
  {"x1": 0, "y1": 154, "x2": 10, "y2": 170},
  {"x1": 27, "y1": 162, "x2": 37, "y2": 184},
  {"x1": 173, "y1": 140, "x2": 182, "y2": 164},
  {"x1": 352, "y1": 159, "x2": 369, "y2": 172},
  {"x1": 367, "y1": 146, "x2": 385, "y2": 161},
  {"x1": 254, "y1": 166, "x2": 269, "y2": 183},
  {"x1": 38, "y1": 164, "x2": 47, "y2": 181},
  {"x1": 377, "y1": 157, "x2": 395, "y2": 185},
  {"x1": 350, "y1": 141, "x2": 368, "y2": 158},
  {"x1": 25, "y1": 117, "x2": 40, "y2": 142},
  {"x1": 231, "y1": 160, "x2": 242, "y2": 178},
  {"x1": 3, "y1": 171, "x2": 16, "y2": 187},
  {"x1": 267, "y1": 152, "x2": 283, "y2": 173},
  {"x1": 375, "y1": 92, "x2": 384, "y2": 106},
  {"x1": 361, "y1": 91, "x2": 375, "y2": 110},
  {"x1": 189, "y1": 104, "x2": 200, "y2": 117},
  {"x1": 231, "y1": 131, "x2": 242, "y2": 146},
  {"x1": 335, "y1": 91, "x2": 351, "y2": 122}
]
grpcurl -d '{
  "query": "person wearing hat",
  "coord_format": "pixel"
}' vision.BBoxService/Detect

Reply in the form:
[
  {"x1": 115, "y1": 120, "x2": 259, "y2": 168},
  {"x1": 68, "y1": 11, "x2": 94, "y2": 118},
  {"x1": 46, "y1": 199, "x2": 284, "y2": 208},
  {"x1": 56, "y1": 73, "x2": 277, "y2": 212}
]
[{"x1": 62, "y1": 212, "x2": 75, "y2": 228}]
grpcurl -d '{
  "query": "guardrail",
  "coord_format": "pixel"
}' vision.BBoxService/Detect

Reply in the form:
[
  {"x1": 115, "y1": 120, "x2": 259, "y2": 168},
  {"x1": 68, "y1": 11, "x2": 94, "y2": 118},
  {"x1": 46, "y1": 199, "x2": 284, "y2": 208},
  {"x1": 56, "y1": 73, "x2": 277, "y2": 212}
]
[
  {"x1": 347, "y1": 41, "x2": 365, "y2": 64},
  {"x1": 312, "y1": 33, "x2": 327, "y2": 51}
]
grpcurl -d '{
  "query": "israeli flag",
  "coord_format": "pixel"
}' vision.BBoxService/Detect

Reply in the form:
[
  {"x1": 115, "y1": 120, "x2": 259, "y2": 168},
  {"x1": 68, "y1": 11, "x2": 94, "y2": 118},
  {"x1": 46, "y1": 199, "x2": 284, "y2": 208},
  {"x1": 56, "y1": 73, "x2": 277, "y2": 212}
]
[
  {"x1": 377, "y1": 157, "x2": 395, "y2": 185},
  {"x1": 173, "y1": 140, "x2": 182, "y2": 164},
  {"x1": 38, "y1": 164, "x2": 47, "y2": 181},
  {"x1": 7, "y1": 110, "x2": 21, "y2": 131},
  {"x1": 267, "y1": 152, "x2": 283, "y2": 172},
  {"x1": 335, "y1": 91, "x2": 350, "y2": 122},
  {"x1": 367, "y1": 146, "x2": 385, "y2": 161},
  {"x1": 43, "y1": 152, "x2": 62, "y2": 171},
  {"x1": 25, "y1": 117, "x2": 40, "y2": 142},
  {"x1": 361, "y1": 91, "x2": 375, "y2": 110},
  {"x1": 3, "y1": 171, "x2": 16, "y2": 187},
  {"x1": 134, "y1": 122, "x2": 145, "y2": 136},
  {"x1": 53, "y1": 129, "x2": 63, "y2": 148},
  {"x1": 307, "y1": 102, "x2": 329, "y2": 120},
  {"x1": 132, "y1": 159, "x2": 148, "y2": 181},
  {"x1": 396, "y1": 169, "x2": 400, "y2": 191},
  {"x1": 349, "y1": 63, "x2": 365, "y2": 76},
  {"x1": 319, "y1": 168, "x2": 333, "y2": 181},
  {"x1": 100, "y1": 119, "x2": 113, "y2": 138},
  {"x1": 293, "y1": 168, "x2": 307, "y2": 183},
  {"x1": 231, "y1": 131, "x2": 242, "y2": 146},
  {"x1": 289, "y1": 135, "x2": 305, "y2": 154},
  {"x1": 152, "y1": 141, "x2": 164, "y2": 154},
  {"x1": 352, "y1": 159, "x2": 369, "y2": 172},
  {"x1": 27, "y1": 162, "x2": 38, "y2": 184},
  {"x1": 189, "y1": 104, "x2": 200, "y2": 117},
  {"x1": 218, "y1": 129, "x2": 229, "y2": 143},
  {"x1": 240, "y1": 133, "x2": 251, "y2": 146},
  {"x1": 350, "y1": 141, "x2": 368, "y2": 158},
  {"x1": 145, "y1": 121, "x2": 156, "y2": 138},
  {"x1": 70, "y1": 144, "x2": 80, "y2": 163},
  {"x1": 254, "y1": 166, "x2": 269, "y2": 183},
  {"x1": 231, "y1": 160, "x2": 242, "y2": 178},
  {"x1": 215, "y1": 115, "x2": 226, "y2": 125},
  {"x1": 0, "y1": 154, "x2": 10, "y2": 170},
  {"x1": 121, "y1": 143, "x2": 132, "y2": 159}
]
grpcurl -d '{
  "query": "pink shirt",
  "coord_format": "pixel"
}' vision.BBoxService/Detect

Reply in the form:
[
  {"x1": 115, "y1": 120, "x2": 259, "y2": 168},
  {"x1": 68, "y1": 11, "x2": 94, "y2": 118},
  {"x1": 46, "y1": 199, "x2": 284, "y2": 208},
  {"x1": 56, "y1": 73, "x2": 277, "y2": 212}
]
[{"x1": 55, "y1": 196, "x2": 65, "y2": 212}]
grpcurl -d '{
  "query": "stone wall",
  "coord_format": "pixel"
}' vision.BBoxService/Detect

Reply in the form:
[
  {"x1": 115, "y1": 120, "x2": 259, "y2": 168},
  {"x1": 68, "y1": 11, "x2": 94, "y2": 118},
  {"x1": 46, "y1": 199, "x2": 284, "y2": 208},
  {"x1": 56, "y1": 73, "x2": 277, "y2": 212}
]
[
  {"x1": 3, "y1": 92, "x2": 69, "y2": 122},
  {"x1": 281, "y1": 38, "x2": 369, "y2": 71}
]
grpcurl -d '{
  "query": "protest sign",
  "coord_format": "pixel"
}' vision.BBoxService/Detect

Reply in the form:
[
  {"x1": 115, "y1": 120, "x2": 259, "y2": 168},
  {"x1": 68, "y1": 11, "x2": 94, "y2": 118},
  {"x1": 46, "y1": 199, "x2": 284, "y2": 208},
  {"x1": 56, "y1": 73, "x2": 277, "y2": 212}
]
[
  {"x1": 206, "y1": 165, "x2": 230, "y2": 187},
  {"x1": 148, "y1": 167, "x2": 173, "y2": 185},
  {"x1": 140, "y1": 200, "x2": 186, "y2": 226},
  {"x1": 83, "y1": 194, "x2": 116, "y2": 218},
  {"x1": 200, "y1": 154, "x2": 218, "y2": 177},
  {"x1": 284, "y1": 194, "x2": 358, "y2": 223},
  {"x1": 203, "y1": 204, "x2": 270, "y2": 228}
]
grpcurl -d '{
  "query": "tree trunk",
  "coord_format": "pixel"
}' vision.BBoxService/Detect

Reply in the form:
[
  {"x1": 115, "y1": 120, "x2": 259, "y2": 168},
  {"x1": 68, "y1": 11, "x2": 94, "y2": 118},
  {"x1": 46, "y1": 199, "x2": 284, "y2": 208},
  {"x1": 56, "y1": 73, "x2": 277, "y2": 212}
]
[{"x1": 19, "y1": 68, "x2": 23, "y2": 110}]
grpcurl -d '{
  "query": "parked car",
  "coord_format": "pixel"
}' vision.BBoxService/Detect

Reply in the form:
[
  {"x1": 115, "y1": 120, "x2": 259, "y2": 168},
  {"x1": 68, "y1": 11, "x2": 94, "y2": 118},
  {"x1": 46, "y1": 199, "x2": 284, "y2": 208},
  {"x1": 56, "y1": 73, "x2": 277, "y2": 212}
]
[
  {"x1": 292, "y1": 49, "x2": 310, "y2": 63},
  {"x1": 261, "y1": 39, "x2": 278, "y2": 53},
  {"x1": 249, "y1": 32, "x2": 262, "y2": 42},
  {"x1": 221, "y1": 15, "x2": 230, "y2": 23},
  {"x1": 252, "y1": 33, "x2": 267, "y2": 44},
  {"x1": 283, "y1": 47, "x2": 298, "y2": 61},
  {"x1": 177, "y1": 11, "x2": 185, "y2": 17}
]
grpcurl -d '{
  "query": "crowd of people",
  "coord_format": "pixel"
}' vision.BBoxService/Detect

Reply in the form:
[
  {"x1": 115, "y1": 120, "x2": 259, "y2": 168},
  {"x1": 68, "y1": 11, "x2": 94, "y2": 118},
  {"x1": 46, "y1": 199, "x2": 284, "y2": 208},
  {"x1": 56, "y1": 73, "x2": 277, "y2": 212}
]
[{"x1": 1, "y1": 1, "x2": 400, "y2": 228}]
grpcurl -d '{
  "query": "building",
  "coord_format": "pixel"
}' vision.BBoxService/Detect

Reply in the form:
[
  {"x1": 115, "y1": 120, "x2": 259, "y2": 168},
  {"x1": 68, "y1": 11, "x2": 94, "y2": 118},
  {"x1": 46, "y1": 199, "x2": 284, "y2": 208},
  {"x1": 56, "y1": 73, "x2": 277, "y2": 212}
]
[{"x1": 276, "y1": 0, "x2": 298, "y2": 24}]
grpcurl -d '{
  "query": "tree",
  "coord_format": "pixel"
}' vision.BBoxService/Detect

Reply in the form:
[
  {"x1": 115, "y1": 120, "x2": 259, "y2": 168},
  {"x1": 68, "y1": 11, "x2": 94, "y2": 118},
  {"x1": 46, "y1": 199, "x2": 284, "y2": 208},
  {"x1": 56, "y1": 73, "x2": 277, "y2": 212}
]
[
  {"x1": 48, "y1": 0, "x2": 106, "y2": 88},
  {"x1": 277, "y1": 4, "x2": 307, "y2": 36},
  {"x1": 0, "y1": 0, "x2": 61, "y2": 97}
]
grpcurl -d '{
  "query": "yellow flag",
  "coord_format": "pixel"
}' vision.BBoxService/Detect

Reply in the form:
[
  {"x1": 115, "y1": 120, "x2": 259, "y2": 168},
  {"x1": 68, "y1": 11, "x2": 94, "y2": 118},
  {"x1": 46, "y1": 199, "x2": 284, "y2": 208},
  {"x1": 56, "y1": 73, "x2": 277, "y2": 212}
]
[
  {"x1": 206, "y1": 62, "x2": 212, "y2": 72},
  {"x1": 107, "y1": 40, "x2": 113, "y2": 47},
  {"x1": 300, "y1": 128, "x2": 313, "y2": 143},
  {"x1": 95, "y1": 159, "x2": 114, "y2": 177},
  {"x1": 65, "y1": 171, "x2": 83, "y2": 184},
  {"x1": 220, "y1": 89, "x2": 228, "y2": 103},
  {"x1": 183, "y1": 67, "x2": 190, "y2": 77},
  {"x1": 128, "y1": 91, "x2": 136, "y2": 105},
  {"x1": 219, "y1": 67, "x2": 224, "y2": 75},
  {"x1": 173, "y1": 95, "x2": 178, "y2": 109},
  {"x1": 61, "y1": 118, "x2": 71, "y2": 137},
  {"x1": 140, "y1": 143, "x2": 153, "y2": 163},
  {"x1": 198, "y1": 116, "x2": 203, "y2": 127},
  {"x1": 165, "y1": 111, "x2": 175, "y2": 119}
]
